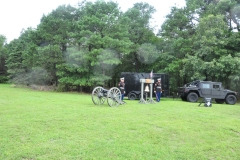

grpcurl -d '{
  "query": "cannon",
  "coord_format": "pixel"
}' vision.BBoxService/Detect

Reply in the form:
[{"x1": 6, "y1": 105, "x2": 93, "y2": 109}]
[{"x1": 92, "y1": 86, "x2": 125, "y2": 107}]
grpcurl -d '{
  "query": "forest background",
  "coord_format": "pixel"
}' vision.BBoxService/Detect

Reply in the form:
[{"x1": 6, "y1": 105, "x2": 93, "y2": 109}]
[{"x1": 0, "y1": 0, "x2": 240, "y2": 93}]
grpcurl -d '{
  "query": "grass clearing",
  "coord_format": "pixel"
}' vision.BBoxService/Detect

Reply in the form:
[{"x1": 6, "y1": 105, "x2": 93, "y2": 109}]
[{"x1": 0, "y1": 84, "x2": 240, "y2": 159}]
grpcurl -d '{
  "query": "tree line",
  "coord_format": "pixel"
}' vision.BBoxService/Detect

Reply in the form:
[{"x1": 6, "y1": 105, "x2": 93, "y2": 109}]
[{"x1": 0, "y1": 0, "x2": 240, "y2": 93}]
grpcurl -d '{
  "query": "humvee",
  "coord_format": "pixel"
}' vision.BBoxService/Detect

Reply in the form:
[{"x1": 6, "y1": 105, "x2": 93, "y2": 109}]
[{"x1": 178, "y1": 80, "x2": 237, "y2": 105}]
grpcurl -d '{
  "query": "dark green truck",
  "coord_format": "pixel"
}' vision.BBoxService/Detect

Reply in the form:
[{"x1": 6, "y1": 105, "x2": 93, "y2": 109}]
[{"x1": 178, "y1": 80, "x2": 237, "y2": 105}]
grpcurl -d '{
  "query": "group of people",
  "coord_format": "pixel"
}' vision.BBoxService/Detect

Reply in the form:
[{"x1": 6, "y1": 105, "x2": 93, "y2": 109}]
[{"x1": 118, "y1": 77, "x2": 162, "y2": 102}]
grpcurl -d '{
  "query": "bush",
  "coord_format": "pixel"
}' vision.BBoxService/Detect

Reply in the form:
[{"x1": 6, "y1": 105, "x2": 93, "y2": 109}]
[{"x1": 0, "y1": 75, "x2": 9, "y2": 83}]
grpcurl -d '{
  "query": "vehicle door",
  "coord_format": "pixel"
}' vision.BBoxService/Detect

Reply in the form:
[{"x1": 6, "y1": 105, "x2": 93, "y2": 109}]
[
  {"x1": 211, "y1": 83, "x2": 221, "y2": 98},
  {"x1": 200, "y1": 83, "x2": 211, "y2": 96}
]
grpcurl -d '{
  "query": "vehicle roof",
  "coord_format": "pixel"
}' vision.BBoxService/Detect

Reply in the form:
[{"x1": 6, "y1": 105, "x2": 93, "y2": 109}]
[{"x1": 199, "y1": 81, "x2": 222, "y2": 83}]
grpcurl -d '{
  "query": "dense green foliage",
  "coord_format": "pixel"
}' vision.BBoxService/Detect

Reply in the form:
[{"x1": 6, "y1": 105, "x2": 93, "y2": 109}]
[
  {"x1": 1, "y1": 0, "x2": 240, "y2": 92},
  {"x1": 158, "y1": 0, "x2": 240, "y2": 91},
  {"x1": 0, "y1": 35, "x2": 8, "y2": 83}
]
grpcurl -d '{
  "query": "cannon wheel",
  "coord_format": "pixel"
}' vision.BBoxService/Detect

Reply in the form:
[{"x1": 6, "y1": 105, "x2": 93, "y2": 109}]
[
  {"x1": 107, "y1": 87, "x2": 122, "y2": 107},
  {"x1": 92, "y1": 86, "x2": 106, "y2": 105}
]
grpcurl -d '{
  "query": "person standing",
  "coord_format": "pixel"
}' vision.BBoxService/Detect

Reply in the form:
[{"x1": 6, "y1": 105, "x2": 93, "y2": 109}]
[
  {"x1": 118, "y1": 77, "x2": 125, "y2": 101},
  {"x1": 154, "y1": 78, "x2": 162, "y2": 102}
]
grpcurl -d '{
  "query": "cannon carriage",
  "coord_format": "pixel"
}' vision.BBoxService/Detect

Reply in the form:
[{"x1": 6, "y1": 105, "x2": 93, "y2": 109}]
[{"x1": 92, "y1": 86, "x2": 125, "y2": 107}]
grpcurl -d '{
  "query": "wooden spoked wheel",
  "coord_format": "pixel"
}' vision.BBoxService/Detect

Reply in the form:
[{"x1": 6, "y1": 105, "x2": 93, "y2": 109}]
[
  {"x1": 92, "y1": 86, "x2": 106, "y2": 105},
  {"x1": 107, "y1": 87, "x2": 122, "y2": 107}
]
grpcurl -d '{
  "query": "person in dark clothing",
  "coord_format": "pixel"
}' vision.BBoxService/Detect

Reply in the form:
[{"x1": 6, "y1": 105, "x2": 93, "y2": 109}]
[
  {"x1": 154, "y1": 78, "x2": 162, "y2": 102},
  {"x1": 118, "y1": 77, "x2": 125, "y2": 101}
]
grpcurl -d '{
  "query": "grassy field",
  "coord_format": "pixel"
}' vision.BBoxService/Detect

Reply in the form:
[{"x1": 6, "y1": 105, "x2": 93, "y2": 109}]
[{"x1": 0, "y1": 84, "x2": 240, "y2": 160}]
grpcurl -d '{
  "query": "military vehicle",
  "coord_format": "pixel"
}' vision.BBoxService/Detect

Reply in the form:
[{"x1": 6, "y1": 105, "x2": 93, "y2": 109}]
[
  {"x1": 178, "y1": 80, "x2": 237, "y2": 105},
  {"x1": 120, "y1": 72, "x2": 169, "y2": 100}
]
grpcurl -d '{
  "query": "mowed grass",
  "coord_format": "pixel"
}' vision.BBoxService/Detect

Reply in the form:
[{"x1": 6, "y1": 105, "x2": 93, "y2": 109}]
[{"x1": 0, "y1": 84, "x2": 240, "y2": 160}]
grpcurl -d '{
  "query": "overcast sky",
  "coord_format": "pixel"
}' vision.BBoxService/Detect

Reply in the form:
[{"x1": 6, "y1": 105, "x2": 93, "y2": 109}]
[{"x1": 0, "y1": 0, "x2": 185, "y2": 43}]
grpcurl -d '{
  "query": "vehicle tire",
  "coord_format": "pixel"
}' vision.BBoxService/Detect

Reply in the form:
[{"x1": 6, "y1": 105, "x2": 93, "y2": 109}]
[
  {"x1": 128, "y1": 92, "x2": 137, "y2": 100},
  {"x1": 225, "y1": 95, "x2": 237, "y2": 105},
  {"x1": 187, "y1": 92, "x2": 198, "y2": 102},
  {"x1": 215, "y1": 99, "x2": 225, "y2": 104}
]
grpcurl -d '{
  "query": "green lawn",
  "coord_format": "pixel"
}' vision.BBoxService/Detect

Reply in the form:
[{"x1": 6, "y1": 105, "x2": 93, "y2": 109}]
[{"x1": 1, "y1": 84, "x2": 240, "y2": 160}]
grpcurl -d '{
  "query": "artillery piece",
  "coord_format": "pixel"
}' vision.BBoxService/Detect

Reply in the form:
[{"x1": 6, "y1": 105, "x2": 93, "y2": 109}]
[{"x1": 92, "y1": 86, "x2": 125, "y2": 107}]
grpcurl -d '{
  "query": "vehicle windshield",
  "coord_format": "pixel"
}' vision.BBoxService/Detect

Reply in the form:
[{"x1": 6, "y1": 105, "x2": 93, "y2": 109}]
[{"x1": 188, "y1": 80, "x2": 200, "y2": 87}]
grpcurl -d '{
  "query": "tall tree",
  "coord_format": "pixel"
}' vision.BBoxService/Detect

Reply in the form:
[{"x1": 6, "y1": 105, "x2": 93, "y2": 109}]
[
  {"x1": 159, "y1": 0, "x2": 240, "y2": 90},
  {"x1": 5, "y1": 39, "x2": 26, "y2": 84},
  {"x1": 158, "y1": 5, "x2": 196, "y2": 89},
  {"x1": 36, "y1": 4, "x2": 77, "y2": 86},
  {"x1": 122, "y1": 2, "x2": 157, "y2": 72},
  {"x1": 0, "y1": 35, "x2": 8, "y2": 83},
  {"x1": 57, "y1": 1, "x2": 132, "y2": 89}
]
